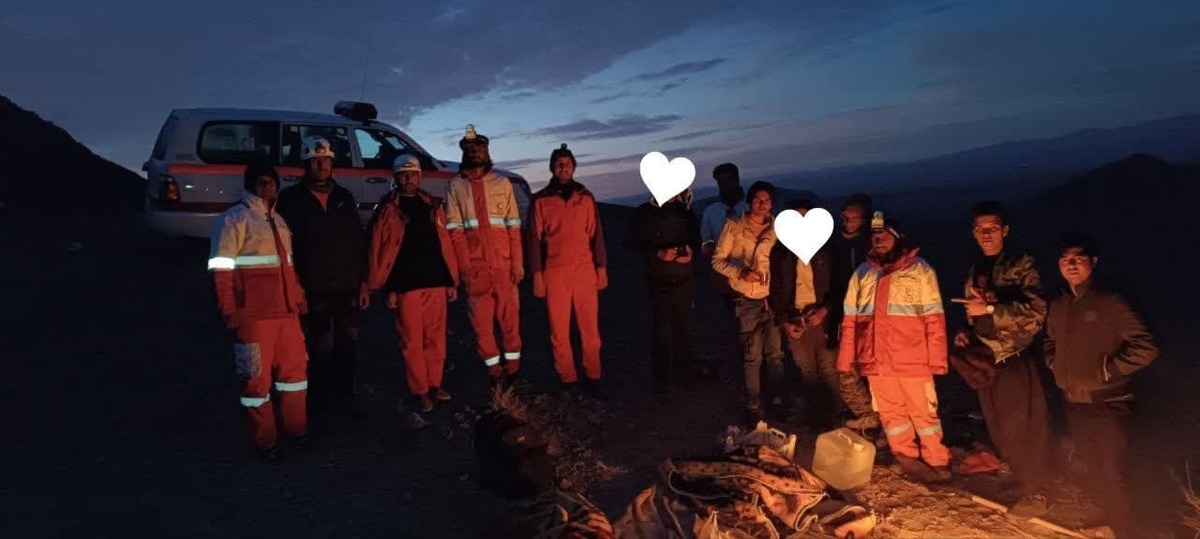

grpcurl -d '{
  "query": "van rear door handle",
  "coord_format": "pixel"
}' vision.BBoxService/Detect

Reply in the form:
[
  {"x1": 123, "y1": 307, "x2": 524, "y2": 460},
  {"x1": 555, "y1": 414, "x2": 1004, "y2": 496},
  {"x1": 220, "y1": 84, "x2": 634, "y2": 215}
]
[
  {"x1": 365, "y1": 177, "x2": 389, "y2": 184},
  {"x1": 282, "y1": 175, "x2": 300, "y2": 182}
]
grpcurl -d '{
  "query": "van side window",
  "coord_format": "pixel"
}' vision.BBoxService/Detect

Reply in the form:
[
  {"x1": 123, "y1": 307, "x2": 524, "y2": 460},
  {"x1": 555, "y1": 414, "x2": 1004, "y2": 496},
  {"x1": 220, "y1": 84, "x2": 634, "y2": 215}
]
[
  {"x1": 354, "y1": 128, "x2": 414, "y2": 170},
  {"x1": 196, "y1": 122, "x2": 280, "y2": 165},
  {"x1": 282, "y1": 125, "x2": 353, "y2": 168}
]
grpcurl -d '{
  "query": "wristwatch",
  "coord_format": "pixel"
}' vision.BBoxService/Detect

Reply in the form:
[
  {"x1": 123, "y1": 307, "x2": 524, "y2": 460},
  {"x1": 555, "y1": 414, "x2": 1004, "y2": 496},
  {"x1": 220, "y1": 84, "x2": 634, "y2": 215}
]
[{"x1": 985, "y1": 304, "x2": 995, "y2": 314}]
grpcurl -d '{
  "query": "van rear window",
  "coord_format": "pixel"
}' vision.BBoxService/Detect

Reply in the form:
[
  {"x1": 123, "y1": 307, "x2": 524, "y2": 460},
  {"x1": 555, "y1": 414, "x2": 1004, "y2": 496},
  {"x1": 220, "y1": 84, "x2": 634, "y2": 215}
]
[{"x1": 197, "y1": 122, "x2": 281, "y2": 165}]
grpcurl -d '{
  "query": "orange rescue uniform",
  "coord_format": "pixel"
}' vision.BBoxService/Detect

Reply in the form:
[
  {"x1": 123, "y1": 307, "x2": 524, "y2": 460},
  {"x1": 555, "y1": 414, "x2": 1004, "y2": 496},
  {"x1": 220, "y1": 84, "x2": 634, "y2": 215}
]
[
  {"x1": 444, "y1": 170, "x2": 525, "y2": 376},
  {"x1": 837, "y1": 249, "x2": 950, "y2": 467},
  {"x1": 526, "y1": 180, "x2": 608, "y2": 383},
  {"x1": 208, "y1": 193, "x2": 309, "y2": 451},
  {"x1": 367, "y1": 190, "x2": 460, "y2": 396}
]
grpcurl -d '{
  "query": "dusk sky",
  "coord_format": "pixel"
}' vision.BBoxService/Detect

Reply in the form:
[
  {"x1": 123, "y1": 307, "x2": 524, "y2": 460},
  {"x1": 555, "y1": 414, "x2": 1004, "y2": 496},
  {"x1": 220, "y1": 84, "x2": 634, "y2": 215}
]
[{"x1": 2, "y1": 0, "x2": 1199, "y2": 200}]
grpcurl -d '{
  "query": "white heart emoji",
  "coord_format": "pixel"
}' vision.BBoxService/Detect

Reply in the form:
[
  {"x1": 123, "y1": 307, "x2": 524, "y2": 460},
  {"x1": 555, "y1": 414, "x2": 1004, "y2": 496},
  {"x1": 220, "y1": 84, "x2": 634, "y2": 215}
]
[
  {"x1": 640, "y1": 151, "x2": 695, "y2": 206},
  {"x1": 773, "y1": 208, "x2": 834, "y2": 264}
]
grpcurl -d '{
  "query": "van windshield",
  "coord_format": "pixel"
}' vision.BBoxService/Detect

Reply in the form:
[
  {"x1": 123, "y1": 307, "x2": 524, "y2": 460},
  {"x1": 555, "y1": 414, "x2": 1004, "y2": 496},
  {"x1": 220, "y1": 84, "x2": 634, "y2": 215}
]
[{"x1": 355, "y1": 128, "x2": 418, "y2": 170}]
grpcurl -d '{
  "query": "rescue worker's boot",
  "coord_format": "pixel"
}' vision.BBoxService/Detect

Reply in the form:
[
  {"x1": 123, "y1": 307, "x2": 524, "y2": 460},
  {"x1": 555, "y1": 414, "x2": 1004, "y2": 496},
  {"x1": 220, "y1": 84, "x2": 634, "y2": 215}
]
[
  {"x1": 416, "y1": 394, "x2": 434, "y2": 413},
  {"x1": 582, "y1": 378, "x2": 607, "y2": 401},
  {"x1": 559, "y1": 381, "x2": 584, "y2": 403},
  {"x1": 429, "y1": 387, "x2": 452, "y2": 403}
]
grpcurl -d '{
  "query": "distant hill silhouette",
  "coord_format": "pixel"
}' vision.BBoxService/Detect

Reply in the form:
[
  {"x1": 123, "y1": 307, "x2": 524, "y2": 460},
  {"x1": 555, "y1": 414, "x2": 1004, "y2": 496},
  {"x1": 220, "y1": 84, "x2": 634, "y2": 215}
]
[
  {"x1": 1033, "y1": 153, "x2": 1196, "y2": 234},
  {"x1": 765, "y1": 115, "x2": 1200, "y2": 196},
  {"x1": 0, "y1": 95, "x2": 144, "y2": 215}
]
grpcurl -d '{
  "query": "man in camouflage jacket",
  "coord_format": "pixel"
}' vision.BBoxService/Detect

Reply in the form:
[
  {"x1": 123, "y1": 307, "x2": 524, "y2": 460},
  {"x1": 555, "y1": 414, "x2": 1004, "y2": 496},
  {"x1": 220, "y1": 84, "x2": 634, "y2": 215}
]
[{"x1": 949, "y1": 201, "x2": 1052, "y2": 518}]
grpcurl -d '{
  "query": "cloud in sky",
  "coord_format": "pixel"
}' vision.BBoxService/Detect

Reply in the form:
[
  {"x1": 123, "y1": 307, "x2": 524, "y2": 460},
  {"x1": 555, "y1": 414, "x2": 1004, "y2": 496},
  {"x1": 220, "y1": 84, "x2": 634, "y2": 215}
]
[
  {"x1": 628, "y1": 58, "x2": 729, "y2": 82},
  {"x1": 0, "y1": 0, "x2": 1197, "y2": 202},
  {"x1": 532, "y1": 114, "x2": 684, "y2": 141}
]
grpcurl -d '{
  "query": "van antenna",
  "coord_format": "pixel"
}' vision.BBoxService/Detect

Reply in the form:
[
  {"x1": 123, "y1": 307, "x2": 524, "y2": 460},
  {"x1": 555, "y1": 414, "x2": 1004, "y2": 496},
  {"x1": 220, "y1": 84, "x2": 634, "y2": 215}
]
[{"x1": 359, "y1": 22, "x2": 375, "y2": 101}]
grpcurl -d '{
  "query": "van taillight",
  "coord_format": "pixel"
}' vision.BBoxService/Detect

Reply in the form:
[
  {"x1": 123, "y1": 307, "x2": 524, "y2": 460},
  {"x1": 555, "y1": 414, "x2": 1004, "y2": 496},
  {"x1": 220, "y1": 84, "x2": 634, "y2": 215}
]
[{"x1": 159, "y1": 175, "x2": 180, "y2": 204}]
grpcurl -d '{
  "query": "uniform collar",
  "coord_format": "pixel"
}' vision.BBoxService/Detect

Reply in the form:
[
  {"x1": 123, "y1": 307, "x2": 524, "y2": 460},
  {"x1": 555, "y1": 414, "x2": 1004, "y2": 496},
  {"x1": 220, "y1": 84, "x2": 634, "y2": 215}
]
[
  {"x1": 240, "y1": 192, "x2": 275, "y2": 214},
  {"x1": 544, "y1": 179, "x2": 585, "y2": 200}
]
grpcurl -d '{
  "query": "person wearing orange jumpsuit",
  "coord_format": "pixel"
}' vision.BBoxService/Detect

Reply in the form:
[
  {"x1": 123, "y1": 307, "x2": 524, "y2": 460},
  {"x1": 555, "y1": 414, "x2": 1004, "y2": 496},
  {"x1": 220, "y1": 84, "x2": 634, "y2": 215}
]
[
  {"x1": 367, "y1": 154, "x2": 460, "y2": 418},
  {"x1": 526, "y1": 144, "x2": 609, "y2": 398},
  {"x1": 837, "y1": 211, "x2": 951, "y2": 480},
  {"x1": 208, "y1": 161, "x2": 309, "y2": 461},
  {"x1": 444, "y1": 125, "x2": 525, "y2": 389}
]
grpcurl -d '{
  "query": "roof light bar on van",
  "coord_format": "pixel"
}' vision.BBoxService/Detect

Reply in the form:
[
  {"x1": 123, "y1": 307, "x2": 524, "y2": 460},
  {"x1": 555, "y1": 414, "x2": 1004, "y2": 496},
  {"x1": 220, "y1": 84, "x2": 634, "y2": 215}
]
[{"x1": 334, "y1": 101, "x2": 378, "y2": 122}]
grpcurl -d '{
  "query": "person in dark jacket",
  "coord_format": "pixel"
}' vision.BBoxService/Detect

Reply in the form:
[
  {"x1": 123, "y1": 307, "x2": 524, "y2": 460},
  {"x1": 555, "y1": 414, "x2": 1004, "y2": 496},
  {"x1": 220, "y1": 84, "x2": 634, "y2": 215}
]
[
  {"x1": 949, "y1": 200, "x2": 1051, "y2": 518},
  {"x1": 768, "y1": 199, "x2": 840, "y2": 429},
  {"x1": 276, "y1": 136, "x2": 370, "y2": 423},
  {"x1": 825, "y1": 193, "x2": 880, "y2": 431},
  {"x1": 628, "y1": 187, "x2": 702, "y2": 394},
  {"x1": 1045, "y1": 234, "x2": 1158, "y2": 538}
]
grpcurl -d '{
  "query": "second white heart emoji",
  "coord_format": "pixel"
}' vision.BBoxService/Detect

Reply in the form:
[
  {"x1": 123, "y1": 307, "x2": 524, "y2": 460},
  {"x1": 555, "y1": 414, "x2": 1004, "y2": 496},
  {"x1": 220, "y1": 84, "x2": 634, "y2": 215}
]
[
  {"x1": 639, "y1": 151, "x2": 695, "y2": 206},
  {"x1": 773, "y1": 208, "x2": 834, "y2": 264}
]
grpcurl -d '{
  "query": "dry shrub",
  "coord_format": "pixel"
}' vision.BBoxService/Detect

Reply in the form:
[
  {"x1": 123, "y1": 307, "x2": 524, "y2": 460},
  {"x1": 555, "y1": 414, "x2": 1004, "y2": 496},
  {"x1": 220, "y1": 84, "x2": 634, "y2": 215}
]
[
  {"x1": 1183, "y1": 462, "x2": 1200, "y2": 538},
  {"x1": 486, "y1": 386, "x2": 626, "y2": 493}
]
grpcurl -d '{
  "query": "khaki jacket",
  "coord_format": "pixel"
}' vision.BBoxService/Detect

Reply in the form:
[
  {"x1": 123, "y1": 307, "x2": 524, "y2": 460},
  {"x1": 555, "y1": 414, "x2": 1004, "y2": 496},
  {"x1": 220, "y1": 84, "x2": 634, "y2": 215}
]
[{"x1": 711, "y1": 214, "x2": 776, "y2": 299}]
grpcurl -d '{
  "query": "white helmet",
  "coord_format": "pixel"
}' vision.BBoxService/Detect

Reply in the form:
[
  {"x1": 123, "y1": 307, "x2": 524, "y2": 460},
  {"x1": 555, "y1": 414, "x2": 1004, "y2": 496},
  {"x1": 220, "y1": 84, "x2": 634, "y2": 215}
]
[
  {"x1": 300, "y1": 136, "x2": 336, "y2": 161},
  {"x1": 392, "y1": 153, "x2": 421, "y2": 174}
]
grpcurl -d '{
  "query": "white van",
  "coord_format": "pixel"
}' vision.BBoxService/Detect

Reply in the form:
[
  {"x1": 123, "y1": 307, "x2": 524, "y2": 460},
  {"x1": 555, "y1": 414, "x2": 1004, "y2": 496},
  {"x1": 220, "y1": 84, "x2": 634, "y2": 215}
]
[{"x1": 142, "y1": 101, "x2": 532, "y2": 238}]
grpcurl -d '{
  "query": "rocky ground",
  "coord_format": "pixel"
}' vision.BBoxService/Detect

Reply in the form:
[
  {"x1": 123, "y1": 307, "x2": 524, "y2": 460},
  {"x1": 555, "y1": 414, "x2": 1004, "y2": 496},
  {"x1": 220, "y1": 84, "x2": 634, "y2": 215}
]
[{"x1": 1, "y1": 200, "x2": 1196, "y2": 538}]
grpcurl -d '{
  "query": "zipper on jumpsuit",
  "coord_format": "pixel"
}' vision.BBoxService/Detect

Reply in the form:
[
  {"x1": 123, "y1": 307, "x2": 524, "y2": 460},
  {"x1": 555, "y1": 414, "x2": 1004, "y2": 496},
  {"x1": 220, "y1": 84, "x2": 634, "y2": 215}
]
[
  {"x1": 266, "y1": 212, "x2": 295, "y2": 313},
  {"x1": 468, "y1": 176, "x2": 497, "y2": 266}
]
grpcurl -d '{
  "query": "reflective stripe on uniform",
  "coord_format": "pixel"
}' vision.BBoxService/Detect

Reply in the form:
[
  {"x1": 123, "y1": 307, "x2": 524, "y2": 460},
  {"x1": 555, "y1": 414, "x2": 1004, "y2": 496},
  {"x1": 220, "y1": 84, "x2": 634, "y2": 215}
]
[
  {"x1": 241, "y1": 395, "x2": 270, "y2": 408},
  {"x1": 484, "y1": 355, "x2": 501, "y2": 367},
  {"x1": 504, "y1": 351, "x2": 521, "y2": 360},
  {"x1": 207, "y1": 255, "x2": 282, "y2": 270},
  {"x1": 887, "y1": 303, "x2": 945, "y2": 315},
  {"x1": 488, "y1": 217, "x2": 506, "y2": 227},
  {"x1": 208, "y1": 257, "x2": 236, "y2": 270},
  {"x1": 844, "y1": 304, "x2": 875, "y2": 316},
  {"x1": 445, "y1": 218, "x2": 480, "y2": 230},
  {"x1": 274, "y1": 380, "x2": 308, "y2": 392},
  {"x1": 916, "y1": 423, "x2": 943, "y2": 436},
  {"x1": 234, "y1": 255, "x2": 282, "y2": 267},
  {"x1": 884, "y1": 421, "x2": 913, "y2": 436},
  {"x1": 504, "y1": 218, "x2": 521, "y2": 227}
]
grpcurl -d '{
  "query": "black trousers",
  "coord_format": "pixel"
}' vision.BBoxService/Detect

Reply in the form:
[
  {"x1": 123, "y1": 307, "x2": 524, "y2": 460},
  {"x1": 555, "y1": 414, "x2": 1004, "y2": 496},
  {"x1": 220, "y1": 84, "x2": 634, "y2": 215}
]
[
  {"x1": 648, "y1": 278, "x2": 695, "y2": 389},
  {"x1": 302, "y1": 288, "x2": 361, "y2": 415},
  {"x1": 1066, "y1": 401, "x2": 1133, "y2": 532},
  {"x1": 976, "y1": 346, "x2": 1051, "y2": 496}
]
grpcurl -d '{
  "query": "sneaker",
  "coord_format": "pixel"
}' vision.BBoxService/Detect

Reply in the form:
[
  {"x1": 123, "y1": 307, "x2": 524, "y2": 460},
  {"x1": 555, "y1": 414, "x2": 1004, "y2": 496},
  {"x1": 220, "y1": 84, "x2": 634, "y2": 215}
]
[
  {"x1": 1008, "y1": 494, "x2": 1050, "y2": 519},
  {"x1": 417, "y1": 394, "x2": 434, "y2": 413},
  {"x1": 429, "y1": 387, "x2": 452, "y2": 403},
  {"x1": 292, "y1": 434, "x2": 311, "y2": 448}
]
